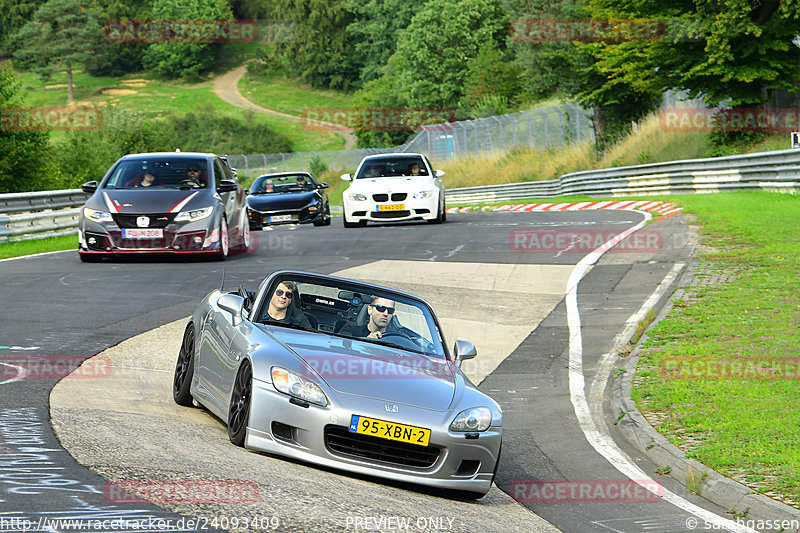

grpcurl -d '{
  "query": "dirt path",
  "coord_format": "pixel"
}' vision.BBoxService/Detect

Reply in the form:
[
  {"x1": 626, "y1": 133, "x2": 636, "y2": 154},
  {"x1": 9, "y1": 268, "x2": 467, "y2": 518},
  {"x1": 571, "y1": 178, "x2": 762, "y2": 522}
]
[{"x1": 213, "y1": 65, "x2": 357, "y2": 150}]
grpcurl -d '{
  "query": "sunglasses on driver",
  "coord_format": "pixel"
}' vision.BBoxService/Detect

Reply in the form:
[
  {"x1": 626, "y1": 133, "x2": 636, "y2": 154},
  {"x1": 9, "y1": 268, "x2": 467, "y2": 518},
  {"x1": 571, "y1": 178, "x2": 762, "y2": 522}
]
[
  {"x1": 275, "y1": 289, "x2": 293, "y2": 299},
  {"x1": 370, "y1": 304, "x2": 395, "y2": 314}
]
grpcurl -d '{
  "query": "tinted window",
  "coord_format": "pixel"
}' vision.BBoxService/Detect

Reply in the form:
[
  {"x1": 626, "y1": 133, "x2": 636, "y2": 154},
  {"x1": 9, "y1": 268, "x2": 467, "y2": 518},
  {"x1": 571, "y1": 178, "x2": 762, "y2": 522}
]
[
  {"x1": 356, "y1": 157, "x2": 427, "y2": 178},
  {"x1": 103, "y1": 158, "x2": 209, "y2": 189}
]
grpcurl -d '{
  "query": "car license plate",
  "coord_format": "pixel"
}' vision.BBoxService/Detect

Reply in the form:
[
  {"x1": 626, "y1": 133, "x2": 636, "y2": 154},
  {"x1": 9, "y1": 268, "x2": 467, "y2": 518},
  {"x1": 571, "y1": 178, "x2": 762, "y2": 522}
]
[
  {"x1": 377, "y1": 204, "x2": 404, "y2": 211},
  {"x1": 269, "y1": 214, "x2": 294, "y2": 222},
  {"x1": 122, "y1": 229, "x2": 163, "y2": 239},
  {"x1": 349, "y1": 415, "x2": 430, "y2": 447}
]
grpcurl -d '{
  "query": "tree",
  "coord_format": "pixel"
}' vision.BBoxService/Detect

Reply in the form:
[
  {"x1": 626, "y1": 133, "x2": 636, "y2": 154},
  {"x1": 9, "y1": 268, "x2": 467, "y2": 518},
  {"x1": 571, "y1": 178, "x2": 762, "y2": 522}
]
[
  {"x1": 345, "y1": 0, "x2": 425, "y2": 84},
  {"x1": 84, "y1": 0, "x2": 152, "y2": 76},
  {"x1": 584, "y1": 0, "x2": 800, "y2": 109},
  {"x1": 0, "y1": 65, "x2": 54, "y2": 193},
  {"x1": 142, "y1": 0, "x2": 234, "y2": 79},
  {"x1": 393, "y1": 0, "x2": 509, "y2": 109},
  {"x1": 12, "y1": 0, "x2": 103, "y2": 104},
  {"x1": 272, "y1": 0, "x2": 359, "y2": 89},
  {"x1": 0, "y1": 0, "x2": 47, "y2": 53}
]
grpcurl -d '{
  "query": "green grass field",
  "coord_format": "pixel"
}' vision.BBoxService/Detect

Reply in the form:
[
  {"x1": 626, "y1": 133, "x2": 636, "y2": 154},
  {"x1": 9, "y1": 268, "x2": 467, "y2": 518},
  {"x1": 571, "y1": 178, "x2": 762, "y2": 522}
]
[
  {"x1": 17, "y1": 69, "x2": 344, "y2": 152},
  {"x1": 632, "y1": 192, "x2": 800, "y2": 505},
  {"x1": 239, "y1": 74, "x2": 358, "y2": 117},
  {"x1": 0, "y1": 234, "x2": 76, "y2": 259}
]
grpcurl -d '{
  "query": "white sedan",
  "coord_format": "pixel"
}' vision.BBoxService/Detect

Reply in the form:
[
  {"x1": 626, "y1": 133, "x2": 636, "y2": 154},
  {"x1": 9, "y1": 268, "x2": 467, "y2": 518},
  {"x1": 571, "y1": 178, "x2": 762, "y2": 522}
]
[{"x1": 340, "y1": 153, "x2": 446, "y2": 227}]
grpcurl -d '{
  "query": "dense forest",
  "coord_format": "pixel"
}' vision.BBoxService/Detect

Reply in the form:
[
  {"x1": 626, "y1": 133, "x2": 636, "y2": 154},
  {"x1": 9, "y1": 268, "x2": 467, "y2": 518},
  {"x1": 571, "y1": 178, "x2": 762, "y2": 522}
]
[{"x1": 1, "y1": 0, "x2": 799, "y2": 192}]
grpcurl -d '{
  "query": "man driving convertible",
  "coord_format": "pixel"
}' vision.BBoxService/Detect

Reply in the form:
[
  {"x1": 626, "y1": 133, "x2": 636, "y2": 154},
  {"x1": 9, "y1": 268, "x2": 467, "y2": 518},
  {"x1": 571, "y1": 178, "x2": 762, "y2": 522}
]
[{"x1": 340, "y1": 296, "x2": 395, "y2": 339}]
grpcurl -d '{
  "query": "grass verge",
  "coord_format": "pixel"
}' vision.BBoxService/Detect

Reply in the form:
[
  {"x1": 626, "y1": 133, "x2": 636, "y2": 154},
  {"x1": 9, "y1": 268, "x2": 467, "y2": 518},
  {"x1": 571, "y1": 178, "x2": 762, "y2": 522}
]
[
  {"x1": 0, "y1": 234, "x2": 76, "y2": 260},
  {"x1": 631, "y1": 191, "x2": 800, "y2": 506}
]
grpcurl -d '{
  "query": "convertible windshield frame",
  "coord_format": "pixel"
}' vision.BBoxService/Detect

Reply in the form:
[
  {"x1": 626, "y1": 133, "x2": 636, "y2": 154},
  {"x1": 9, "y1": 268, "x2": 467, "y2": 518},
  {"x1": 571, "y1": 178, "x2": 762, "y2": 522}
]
[{"x1": 253, "y1": 272, "x2": 449, "y2": 360}]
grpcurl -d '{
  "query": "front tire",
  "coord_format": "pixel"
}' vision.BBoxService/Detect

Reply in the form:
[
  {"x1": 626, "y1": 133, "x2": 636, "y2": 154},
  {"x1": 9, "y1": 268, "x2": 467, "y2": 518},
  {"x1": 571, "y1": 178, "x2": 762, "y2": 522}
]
[
  {"x1": 343, "y1": 211, "x2": 358, "y2": 228},
  {"x1": 215, "y1": 217, "x2": 229, "y2": 260},
  {"x1": 173, "y1": 323, "x2": 196, "y2": 406},
  {"x1": 233, "y1": 213, "x2": 251, "y2": 253},
  {"x1": 228, "y1": 361, "x2": 252, "y2": 447},
  {"x1": 79, "y1": 252, "x2": 101, "y2": 263}
]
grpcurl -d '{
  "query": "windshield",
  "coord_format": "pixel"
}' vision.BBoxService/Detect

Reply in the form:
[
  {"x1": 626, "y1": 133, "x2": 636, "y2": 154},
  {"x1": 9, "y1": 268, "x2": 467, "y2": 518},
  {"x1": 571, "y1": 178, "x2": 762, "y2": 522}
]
[
  {"x1": 103, "y1": 158, "x2": 209, "y2": 189},
  {"x1": 251, "y1": 174, "x2": 315, "y2": 194},
  {"x1": 355, "y1": 156, "x2": 428, "y2": 179},
  {"x1": 255, "y1": 274, "x2": 447, "y2": 359}
]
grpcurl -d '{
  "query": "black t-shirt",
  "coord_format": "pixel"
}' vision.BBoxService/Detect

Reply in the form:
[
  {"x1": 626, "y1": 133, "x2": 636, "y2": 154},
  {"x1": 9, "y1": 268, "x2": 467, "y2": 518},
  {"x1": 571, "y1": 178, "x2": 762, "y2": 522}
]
[
  {"x1": 338, "y1": 323, "x2": 371, "y2": 338},
  {"x1": 265, "y1": 312, "x2": 304, "y2": 326}
]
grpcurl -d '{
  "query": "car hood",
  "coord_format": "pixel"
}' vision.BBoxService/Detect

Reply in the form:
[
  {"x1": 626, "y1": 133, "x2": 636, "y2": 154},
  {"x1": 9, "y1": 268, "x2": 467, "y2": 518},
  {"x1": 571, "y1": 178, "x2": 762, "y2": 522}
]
[
  {"x1": 91, "y1": 189, "x2": 212, "y2": 215},
  {"x1": 247, "y1": 191, "x2": 317, "y2": 211},
  {"x1": 267, "y1": 328, "x2": 456, "y2": 411}
]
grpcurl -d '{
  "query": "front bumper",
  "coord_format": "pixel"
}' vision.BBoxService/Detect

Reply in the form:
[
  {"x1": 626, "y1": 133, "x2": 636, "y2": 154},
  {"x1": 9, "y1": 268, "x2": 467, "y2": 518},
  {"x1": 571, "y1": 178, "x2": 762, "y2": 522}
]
[
  {"x1": 248, "y1": 206, "x2": 324, "y2": 229},
  {"x1": 245, "y1": 379, "x2": 501, "y2": 494},
  {"x1": 78, "y1": 219, "x2": 223, "y2": 256},
  {"x1": 343, "y1": 196, "x2": 438, "y2": 223}
]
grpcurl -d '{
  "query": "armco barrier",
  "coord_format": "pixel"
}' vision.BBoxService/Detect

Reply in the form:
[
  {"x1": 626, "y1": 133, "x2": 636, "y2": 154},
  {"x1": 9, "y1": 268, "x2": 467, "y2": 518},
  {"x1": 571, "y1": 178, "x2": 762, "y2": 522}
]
[
  {"x1": 2, "y1": 148, "x2": 799, "y2": 241},
  {"x1": 445, "y1": 148, "x2": 800, "y2": 204}
]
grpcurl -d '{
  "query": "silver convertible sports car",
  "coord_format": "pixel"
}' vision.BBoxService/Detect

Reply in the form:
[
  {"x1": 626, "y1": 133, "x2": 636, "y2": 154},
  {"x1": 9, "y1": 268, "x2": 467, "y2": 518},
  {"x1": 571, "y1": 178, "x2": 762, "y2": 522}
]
[{"x1": 173, "y1": 271, "x2": 502, "y2": 497}]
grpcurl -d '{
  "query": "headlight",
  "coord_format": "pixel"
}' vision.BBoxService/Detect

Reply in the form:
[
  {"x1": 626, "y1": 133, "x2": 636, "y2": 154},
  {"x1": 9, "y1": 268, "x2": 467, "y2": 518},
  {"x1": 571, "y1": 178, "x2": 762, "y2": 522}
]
[
  {"x1": 348, "y1": 193, "x2": 367, "y2": 201},
  {"x1": 83, "y1": 207, "x2": 113, "y2": 223},
  {"x1": 271, "y1": 366, "x2": 328, "y2": 406},
  {"x1": 175, "y1": 206, "x2": 213, "y2": 222},
  {"x1": 413, "y1": 190, "x2": 435, "y2": 199},
  {"x1": 450, "y1": 407, "x2": 492, "y2": 432}
]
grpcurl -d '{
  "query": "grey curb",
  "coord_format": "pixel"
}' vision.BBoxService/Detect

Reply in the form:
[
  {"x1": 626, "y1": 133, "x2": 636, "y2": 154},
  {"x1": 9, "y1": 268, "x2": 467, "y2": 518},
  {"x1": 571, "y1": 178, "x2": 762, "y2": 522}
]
[{"x1": 609, "y1": 240, "x2": 800, "y2": 525}]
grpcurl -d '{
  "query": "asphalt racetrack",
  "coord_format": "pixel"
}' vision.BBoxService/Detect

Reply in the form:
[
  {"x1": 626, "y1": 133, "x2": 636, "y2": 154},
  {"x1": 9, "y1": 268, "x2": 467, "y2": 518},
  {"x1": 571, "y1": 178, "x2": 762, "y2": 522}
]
[{"x1": 0, "y1": 210, "x2": 749, "y2": 532}]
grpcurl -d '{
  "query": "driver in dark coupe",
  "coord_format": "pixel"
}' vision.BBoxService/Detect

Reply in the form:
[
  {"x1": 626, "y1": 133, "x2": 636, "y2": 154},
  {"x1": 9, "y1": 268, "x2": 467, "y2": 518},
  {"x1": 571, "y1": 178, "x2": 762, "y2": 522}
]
[{"x1": 340, "y1": 296, "x2": 394, "y2": 339}]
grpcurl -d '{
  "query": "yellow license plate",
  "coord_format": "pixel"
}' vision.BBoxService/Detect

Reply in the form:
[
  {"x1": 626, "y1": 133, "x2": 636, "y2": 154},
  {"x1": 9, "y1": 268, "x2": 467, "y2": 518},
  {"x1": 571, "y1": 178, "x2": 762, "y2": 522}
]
[
  {"x1": 377, "y1": 204, "x2": 405, "y2": 211},
  {"x1": 349, "y1": 415, "x2": 430, "y2": 446}
]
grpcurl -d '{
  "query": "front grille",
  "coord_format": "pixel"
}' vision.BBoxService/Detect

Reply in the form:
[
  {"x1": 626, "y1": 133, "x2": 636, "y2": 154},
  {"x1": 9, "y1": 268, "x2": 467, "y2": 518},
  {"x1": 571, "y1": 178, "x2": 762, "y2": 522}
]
[
  {"x1": 372, "y1": 194, "x2": 389, "y2": 202},
  {"x1": 371, "y1": 210, "x2": 410, "y2": 219},
  {"x1": 391, "y1": 193, "x2": 407, "y2": 201},
  {"x1": 324, "y1": 425, "x2": 440, "y2": 469},
  {"x1": 113, "y1": 214, "x2": 175, "y2": 229}
]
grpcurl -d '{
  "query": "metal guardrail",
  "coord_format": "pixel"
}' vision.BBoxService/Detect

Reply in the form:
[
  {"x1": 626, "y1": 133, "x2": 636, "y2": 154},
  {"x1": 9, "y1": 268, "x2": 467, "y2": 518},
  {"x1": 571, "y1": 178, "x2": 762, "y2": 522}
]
[
  {"x1": 445, "y1": 149, "x2": 800, "y2": 204},
  {"x1": 2, "y1": 148, "x2": 799, "y2": 242}
]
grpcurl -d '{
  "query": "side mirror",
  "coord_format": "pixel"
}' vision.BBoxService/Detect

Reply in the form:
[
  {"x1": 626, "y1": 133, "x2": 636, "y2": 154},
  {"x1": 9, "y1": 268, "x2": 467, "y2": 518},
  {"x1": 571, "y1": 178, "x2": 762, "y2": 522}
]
[
  {"x1": 435, "y1": 169, "x2": 445, "y2": 178},
  {"x1": 318, "y1": 182, "x2": 329, "y2": 189},
  {"x1": 217, "y1": 180, "x2": 237, "y2": 193},
  {"x1": 218, "y1": 294, "x2": 245, "y2": 326},
  {"x1": 453, "y1": 340, "x2": 477, "y2": 366},
  {"x1": 340, "y1": 173, "x2": 352, "y2": 182},
  {"x1": 82, "y1": 181, "x2": 98, "y2": 194}
]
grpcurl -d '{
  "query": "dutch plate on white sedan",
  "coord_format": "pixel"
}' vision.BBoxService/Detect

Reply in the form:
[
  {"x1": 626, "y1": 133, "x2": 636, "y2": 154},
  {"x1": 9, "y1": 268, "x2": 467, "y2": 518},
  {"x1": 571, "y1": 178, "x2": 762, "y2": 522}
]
[
  {"x1": 340, "y1": 153, "x2": 447, "y2": 227},
  {"x1": 78, "y1": 152, "x2": 250, "y2": 261},
  {"x1": 173, "y1": 271, "x2": 502, "y2": 498}
]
